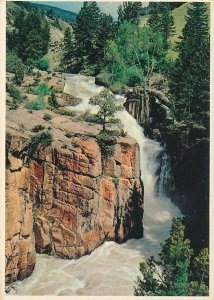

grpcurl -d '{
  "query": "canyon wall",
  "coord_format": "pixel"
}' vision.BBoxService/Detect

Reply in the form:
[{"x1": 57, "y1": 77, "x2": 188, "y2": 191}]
[{"x1": 5, "y1": 109, "x2": 144, "y2": 283}]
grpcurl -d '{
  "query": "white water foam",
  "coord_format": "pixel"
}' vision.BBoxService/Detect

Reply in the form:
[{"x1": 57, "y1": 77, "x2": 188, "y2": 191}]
[{"x1": 14, "y1": 74, "x2": 180, "y2": 296}]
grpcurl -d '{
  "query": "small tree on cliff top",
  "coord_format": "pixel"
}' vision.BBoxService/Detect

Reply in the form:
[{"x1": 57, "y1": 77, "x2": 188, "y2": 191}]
[{"x1": 89, "y1": 88, "x2": 122, "y2": 132}]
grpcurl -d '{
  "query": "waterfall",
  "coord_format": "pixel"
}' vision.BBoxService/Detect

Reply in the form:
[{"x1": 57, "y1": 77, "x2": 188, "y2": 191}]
[{"x1": 14, "y1": 74, "x2": 180, "y2": 296}]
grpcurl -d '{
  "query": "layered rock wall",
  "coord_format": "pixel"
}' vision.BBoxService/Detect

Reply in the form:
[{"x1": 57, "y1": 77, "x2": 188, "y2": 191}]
[
  {"x1": 30, "y1": 136, "x2": 143, "y2": 258},
  {"x1": 6, "y1": 134, "x2": 36, "y2": 284},
  {"x1": 5, "y1": 114, "x2": 143, "y2": 283}
]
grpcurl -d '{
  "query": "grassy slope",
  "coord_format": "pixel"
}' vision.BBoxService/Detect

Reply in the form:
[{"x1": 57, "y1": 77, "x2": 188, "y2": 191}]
[{"x1": 140, "y1": 3, "x2": 210, "y2": 61}]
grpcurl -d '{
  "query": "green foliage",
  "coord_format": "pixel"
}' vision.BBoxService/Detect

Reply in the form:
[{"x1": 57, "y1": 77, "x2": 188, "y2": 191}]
[
  {"x1": 62, "y1": 143, "x2": 68, "y2": 149},
  {"x1": 39, "y1": 59, "x2": 49, "y2": 71},
  {"x1": 65, "y1": 133, "x2": 73, "y2": 138},
  {"x1": 51, "y1": 107, "x2": 76, "y2": 117},
  {"x1": 167, "y1": 3, "x2": 210, "y2": 252},
  {"x1": 8, "y1": 9, "x2": 50, "y2": 63},
  {"x1": 191, "y1": 248, "x2": 209, "y2": 286},
  {"x1": 104, "y1": 22, "x2": 166, "y2": 88},
  {"x1": 170, "y1": 3, "x2": 209, "y2": 124},
  {"x1": 118, "y1": 2, "x2": 142, "y2": 26},
  {"x1": 26, "y1": 97, "x2": 46, "y2": 110},
  {"x1": 43, "y1": 113, "x2": 53, "y2": 121},
  {"x1": 14, "y1": 64, "x2": 24, "y2": 85},
  {"x1": 96, "y1": 131, "x2": 117, "y2": 158},
  {"x1": 48, "y1": 90, "x2": 59, "y2": 108},
  {"x1": 6, "y1": 51, "x2": 25, "y2": 74},
  {"x1": 89, "y1": 88, "x2": 123, "y2": 131},
  {"x1": 6, "y1": 83, "x2": 27, "y2": 109},
  {"x1": 53, "y1": 18, "x2": 61, "y2": 30},
  {"x1": 134, "y1": 218, "x2": 209, "y2": 296},
  {"x1": 30, "y1": 82, "x2": 51, "y2": 96},
  {"x1": 72, "y1": 1, "x2": 116, "y2": 73},
  {"x1": 148, "y1": 3, "x2": 175, "y2": 49},
  {"x1": 112, "y1": 177, "x2": 119, "y2": 188},
  {"x1": 61, "y1": 27, "x2": 74, "y2": 72},
  {"x1": 28, "y1": 131, "x2": 53, "y2": 158},
  {"x1": 31, "y1": 125, "x2": 45, "y2": 132}
]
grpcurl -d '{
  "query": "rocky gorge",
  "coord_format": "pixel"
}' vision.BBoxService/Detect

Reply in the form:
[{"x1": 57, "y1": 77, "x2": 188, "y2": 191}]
[{"x1": 5, "y1": 101, "x2": 144, "y2": 284}]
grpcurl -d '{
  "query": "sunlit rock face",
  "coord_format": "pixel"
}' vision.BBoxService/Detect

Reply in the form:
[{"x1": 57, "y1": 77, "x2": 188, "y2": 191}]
[
  {"x1": 5, "y1": 110, "x2": 143, "y2": 283},
  {"x1": 30, "y1": 136, "x2": 143, "y2": 258},
  {"x1": 5, "y1": 134, "x2": 36, "y2": 284}
]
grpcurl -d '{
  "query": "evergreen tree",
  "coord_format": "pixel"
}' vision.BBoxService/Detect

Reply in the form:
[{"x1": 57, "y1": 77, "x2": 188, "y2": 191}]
[
  {"x1": 11, "y1": 9, "x2": 50, "y2": 63},
  {"x1": 48, "y1": 90, "x2": 59, "y2": 108},
  {"x1": 96, "y1": 13, "x2": 116, "y2": 64},
  {"x1": 170, "y1": 3, "x2": 209, "y2": 124},
  {"x1": 118, "y1": 2, "x2": 142, "y2": 26},
  {"x1": 134, "y1": 218, "x2": 209, "y2": 296},
  {"x1": 148, "y1": 3, "x2": 175, "y2": 49},
  {"x1": 61, "y1": 27, "x2": 74, "y2": 71},
  {"x1": 72, "y1": 2, "x2": 101, "y2": 68}
]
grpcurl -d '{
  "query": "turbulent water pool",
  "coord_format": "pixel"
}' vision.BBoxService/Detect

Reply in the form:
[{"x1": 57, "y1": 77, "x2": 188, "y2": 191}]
[{"x1": 14, "y1": 74, "x2": 180, "y2": 296}]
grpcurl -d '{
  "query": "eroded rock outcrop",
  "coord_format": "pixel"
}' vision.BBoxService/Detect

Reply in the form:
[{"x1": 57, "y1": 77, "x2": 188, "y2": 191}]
[
  {"x1": 124, "y1": 86, "x2": 173, "y2": 129},
  {"x1": 6, "y1": 134, "x2": 36, "y2": 284},
  {"x1": 6, "y1": 107, "x2": 144, "y2": 283}
]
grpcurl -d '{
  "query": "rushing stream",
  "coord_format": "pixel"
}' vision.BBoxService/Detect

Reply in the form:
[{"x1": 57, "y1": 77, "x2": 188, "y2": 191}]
[{"x1": 14, "y1": 74, "x2": 180, "y2": 296}]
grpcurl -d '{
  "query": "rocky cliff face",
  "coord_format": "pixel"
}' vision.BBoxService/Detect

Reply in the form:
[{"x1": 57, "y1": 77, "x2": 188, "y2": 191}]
[
  {"x1": 124, "y1": 86, "x2": 173, "y2": 140},
  {"x1": 6, "y1": 134, "x2": 36, "y2": 284},
  {"x1": 6, "y1": 107, "x2": 144, "y2": 283}
]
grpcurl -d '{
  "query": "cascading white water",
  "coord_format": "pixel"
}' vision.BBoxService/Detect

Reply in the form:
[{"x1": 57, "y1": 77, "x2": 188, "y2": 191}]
[{"x1": 14, "y1": 75, "x2": 180, "y2": 296}]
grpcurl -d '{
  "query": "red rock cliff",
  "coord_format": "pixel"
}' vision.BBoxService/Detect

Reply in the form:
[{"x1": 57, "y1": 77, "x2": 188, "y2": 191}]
[{"x1": 6, "y1": 108, "x2": 144, "y2": 283}]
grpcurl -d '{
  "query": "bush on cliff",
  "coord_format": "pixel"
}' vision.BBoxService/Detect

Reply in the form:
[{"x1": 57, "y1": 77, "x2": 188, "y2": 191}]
[
  {"x1": 28, "y1": 131, "x2": 53, "y2": 158},
  {"x1": 96, "y1": 131, "x2": 117, "y2": 158}
]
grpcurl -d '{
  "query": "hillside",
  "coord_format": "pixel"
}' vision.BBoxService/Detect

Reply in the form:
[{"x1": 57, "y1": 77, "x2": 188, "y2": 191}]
[
  {"x1": 15, "y1": 1, "x2": 76, "y2": 23},
  {"x1": 140, "y1": 2, "x2": 210, "y2": 60},
  {"x1": 6, "y1": 1, "x2": 73, "y2": 71}
]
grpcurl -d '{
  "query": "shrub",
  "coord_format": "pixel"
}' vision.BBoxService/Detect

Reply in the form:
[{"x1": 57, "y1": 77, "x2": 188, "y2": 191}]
[
  {"x1": 6, "y1": 83, "x2": 27, "y2": 109},
  {"x1": 112, "y1": 177, "x2": 119, "y2": 188},
  {"x1": 96, "y1": 131, "x2": 117, "y2": 158},
  {"x1": 30, "y1": 82, "x2": 51, "y2": 96},
  {"x1": 125, "y1": 66, "x2": 142, "y2": 86},
  {"x1": 6, "y1": 51, "x2": 24, "y2": 74},
  {"x1": 48, "y1": 90, "x2": 59, "y2": 108},
  {"x1": 39, "y1": 59, "x2": 49, "y2": 71},
  {"x1": 51, "y1": 107, "x2": 76, "y2": 117},
  {"x1": 43, "y1": 113, "x2": 53, "y2": 121},
  {"x1": 62, "y1": 143, "x2": 68, "y2": 149},
  {"x1": 28, "y1": 131, "x2": 53, "y2": 158},
  {"x1": 26, "y1": 97, "x2": 46, "y2": 110},
  {"x1": 14, "y1": 65, "x2": 24, "y2": 85},
  {"x1": 31, "y1": 125, "x2": 45, "y2": 132},
  {"x1": 65, "y1": 133, "x2": 73, "y2": 138}
]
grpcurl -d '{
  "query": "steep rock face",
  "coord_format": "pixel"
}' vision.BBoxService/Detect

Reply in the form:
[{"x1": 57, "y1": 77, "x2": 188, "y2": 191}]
[
  {"x1": 5, "y1": 134, "x2": 36, "y2": 284},
  {"x1": 124, "y1": 87, "x2": 173, "y2": 140},
  {"x1": 30, "y1": 136, "x2": 143, "y2": 258},
  {"x1": 5, "y1": 109, "x2": 144, "y2": 282}
]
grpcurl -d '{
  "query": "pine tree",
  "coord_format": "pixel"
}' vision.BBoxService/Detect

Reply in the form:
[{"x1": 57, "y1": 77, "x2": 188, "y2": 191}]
[
  {"x1": 134, "y1": 218, "x2": 209, "y2": 296},
  {"x1": 148, "y1": 3, "x2": 175, "y2": 49},
  {"x1": 61, "y1": 27, "x2": 74, "y2": 71},
  {"x1": 12, "y1": 10, "x2": 50, "y2": 63},
  {"x1": 72, "y1": 2, "x2": 101, "y2": 68},
  {"x1": 118, "y1": 2, "x2": 142, "y2": 26},
  {"x1": 170, "y1": 3, "x2": 209, "y2": 124}
]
